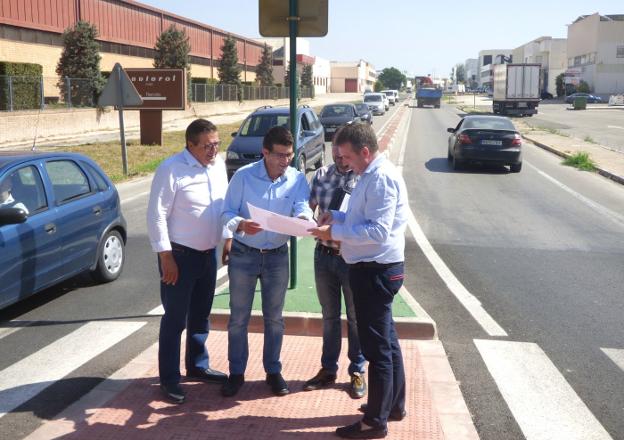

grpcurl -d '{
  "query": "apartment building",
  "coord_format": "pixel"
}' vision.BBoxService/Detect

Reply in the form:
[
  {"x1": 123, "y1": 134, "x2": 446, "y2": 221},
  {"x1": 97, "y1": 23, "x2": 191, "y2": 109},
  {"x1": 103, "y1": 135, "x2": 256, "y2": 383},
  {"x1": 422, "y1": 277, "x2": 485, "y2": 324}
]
[{"x1": 513, "y1": 36, "x2": 567, "y2": 95}]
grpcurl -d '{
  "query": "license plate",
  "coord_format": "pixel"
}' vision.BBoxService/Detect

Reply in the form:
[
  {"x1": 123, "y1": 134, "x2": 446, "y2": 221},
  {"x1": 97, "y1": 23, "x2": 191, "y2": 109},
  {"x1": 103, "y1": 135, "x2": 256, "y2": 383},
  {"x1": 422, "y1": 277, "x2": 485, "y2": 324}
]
[
  {"x1": 481, "y1": 140, "x2": 502, "y2": 146},
  {"x1": 326, "y1": 127, "x2": 336, "y2": 132}
]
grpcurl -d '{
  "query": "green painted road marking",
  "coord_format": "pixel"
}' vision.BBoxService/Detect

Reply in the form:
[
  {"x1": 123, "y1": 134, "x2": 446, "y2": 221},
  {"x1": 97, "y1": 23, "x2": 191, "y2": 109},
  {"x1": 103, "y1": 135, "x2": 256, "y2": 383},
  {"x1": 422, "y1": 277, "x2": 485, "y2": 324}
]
[{"x1": 213, "y1": 237, "x2": 416, "y2": 317}]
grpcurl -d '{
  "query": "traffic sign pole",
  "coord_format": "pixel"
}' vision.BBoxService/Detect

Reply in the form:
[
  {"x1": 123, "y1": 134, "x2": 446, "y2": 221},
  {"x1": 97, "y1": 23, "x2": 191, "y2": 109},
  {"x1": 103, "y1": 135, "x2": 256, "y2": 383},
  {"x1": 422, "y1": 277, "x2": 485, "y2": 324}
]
[
  {"x1": 288, "y1": 0, "x2": 298, "y2": 289},
  {"x1": 116, "y1": 64, "x2": 129, "y2": 176}
]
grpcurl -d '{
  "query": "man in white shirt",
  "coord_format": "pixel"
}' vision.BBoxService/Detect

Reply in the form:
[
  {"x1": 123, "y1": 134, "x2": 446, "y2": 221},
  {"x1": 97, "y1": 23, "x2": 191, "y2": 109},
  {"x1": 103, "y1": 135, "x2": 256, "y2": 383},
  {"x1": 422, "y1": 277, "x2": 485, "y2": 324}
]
[
  {"x1": 0, "y1": 176, "x2": 28, "y2": 214},
  {"x1": 147, "y1": 119, "x2": 230, "y2": 404}
]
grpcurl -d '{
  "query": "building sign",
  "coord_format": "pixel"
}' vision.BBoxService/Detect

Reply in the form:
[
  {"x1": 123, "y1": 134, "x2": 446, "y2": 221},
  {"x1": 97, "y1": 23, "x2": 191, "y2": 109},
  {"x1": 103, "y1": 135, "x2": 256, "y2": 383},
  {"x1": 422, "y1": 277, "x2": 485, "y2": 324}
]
[
  {"x1": 124, "y1": 68, "x2": 186, "y2": 110},
  {"x1": 564, "y1": 68, "x2": 582, "y2": 85}
]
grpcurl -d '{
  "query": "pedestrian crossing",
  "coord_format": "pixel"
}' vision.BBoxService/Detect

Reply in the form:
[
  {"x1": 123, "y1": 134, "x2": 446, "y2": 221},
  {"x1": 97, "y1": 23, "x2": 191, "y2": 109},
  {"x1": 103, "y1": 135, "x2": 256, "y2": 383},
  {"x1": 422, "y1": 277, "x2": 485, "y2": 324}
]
[{"x1": 475, "y1": 339, "x2": 621, "y2": 440}]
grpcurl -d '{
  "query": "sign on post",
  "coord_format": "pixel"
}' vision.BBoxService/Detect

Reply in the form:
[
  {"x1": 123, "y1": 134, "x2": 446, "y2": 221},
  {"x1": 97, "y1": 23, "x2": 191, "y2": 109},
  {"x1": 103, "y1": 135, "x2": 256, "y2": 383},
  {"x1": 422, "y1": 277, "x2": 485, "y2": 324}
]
[{"x1": 259, "y1": 0, "x2": 328, "y2": 37}]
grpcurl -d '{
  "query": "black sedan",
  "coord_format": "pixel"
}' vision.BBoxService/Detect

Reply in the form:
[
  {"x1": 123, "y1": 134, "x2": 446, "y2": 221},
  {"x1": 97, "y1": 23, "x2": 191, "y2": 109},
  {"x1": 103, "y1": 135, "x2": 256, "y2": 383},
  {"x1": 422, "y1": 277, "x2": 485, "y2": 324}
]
[
  {"x1": 319, "y1": 103, "x2": 362, "y2": 141},
  {"x1": 447, "y1": 115, "x2": 523, "y2": 172},
  {"x1": 565, "y1": 93, "x2": 603, "y2": 104},
  {"x1": 354, "y1": 103, "x2": 373, "y2": 125}
]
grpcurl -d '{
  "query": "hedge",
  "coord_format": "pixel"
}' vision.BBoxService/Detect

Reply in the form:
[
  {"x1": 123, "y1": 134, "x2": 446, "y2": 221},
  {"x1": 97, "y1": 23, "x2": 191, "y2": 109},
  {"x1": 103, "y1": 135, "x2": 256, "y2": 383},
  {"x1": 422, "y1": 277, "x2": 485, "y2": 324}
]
[{"x1": 0, "y1": 62, "x2": 43, "y2": 111}]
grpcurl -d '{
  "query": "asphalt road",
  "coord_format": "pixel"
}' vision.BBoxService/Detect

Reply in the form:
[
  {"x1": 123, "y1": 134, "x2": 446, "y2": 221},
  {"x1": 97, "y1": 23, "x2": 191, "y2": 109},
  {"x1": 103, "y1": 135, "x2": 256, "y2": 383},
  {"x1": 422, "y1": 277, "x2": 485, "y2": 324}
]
[
  {"x1": 402, "y1": 102, "x2": 624, "y2": 439},
  {"x1": 0, "y1": 99, "x2": 403, "y2": 439}
]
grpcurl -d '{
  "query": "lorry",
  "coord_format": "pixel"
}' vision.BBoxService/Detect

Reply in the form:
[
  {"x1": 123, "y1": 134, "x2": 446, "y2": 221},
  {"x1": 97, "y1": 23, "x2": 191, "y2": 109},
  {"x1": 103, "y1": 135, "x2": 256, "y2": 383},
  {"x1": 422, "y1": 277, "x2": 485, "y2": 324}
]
[
  {"x1": 492, "y1": 64, "x2": 541, "y2": 116},
  {"x1": 416, "y1": 86, "x2": 442, "y2": 108}
]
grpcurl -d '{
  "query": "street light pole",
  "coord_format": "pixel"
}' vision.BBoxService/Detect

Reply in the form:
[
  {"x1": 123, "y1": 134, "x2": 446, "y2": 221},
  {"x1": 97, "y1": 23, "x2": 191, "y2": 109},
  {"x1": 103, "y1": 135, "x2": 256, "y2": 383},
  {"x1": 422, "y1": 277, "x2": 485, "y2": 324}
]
[{"x1": 288, "y1": 0, "x2": 299, "y2": 289}]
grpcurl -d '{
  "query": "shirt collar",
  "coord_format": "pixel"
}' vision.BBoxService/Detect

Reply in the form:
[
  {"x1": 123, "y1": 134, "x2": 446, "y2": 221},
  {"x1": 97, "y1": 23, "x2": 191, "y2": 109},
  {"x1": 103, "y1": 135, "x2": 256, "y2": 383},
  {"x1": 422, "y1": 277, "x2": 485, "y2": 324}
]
[
  {"x1": 331, "y1": 164, "x2": 354, "y2": 178},
  {"x1": 362, "y1": 153, "x2": 385, "y2": 175},
  {"x1": 257, "y1": 158, "x2": 287, "y2": 182},
  {"x1": 182, "y1": 148, "x2": 206, "y2": 169}
]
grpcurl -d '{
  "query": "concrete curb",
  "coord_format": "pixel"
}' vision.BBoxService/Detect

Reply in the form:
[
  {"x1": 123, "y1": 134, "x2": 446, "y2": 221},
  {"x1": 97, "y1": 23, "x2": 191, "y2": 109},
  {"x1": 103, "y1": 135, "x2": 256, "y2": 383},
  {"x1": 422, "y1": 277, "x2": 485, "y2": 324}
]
[{"x1": 522, "y1": 134, "x2": 624, "y2": 186}]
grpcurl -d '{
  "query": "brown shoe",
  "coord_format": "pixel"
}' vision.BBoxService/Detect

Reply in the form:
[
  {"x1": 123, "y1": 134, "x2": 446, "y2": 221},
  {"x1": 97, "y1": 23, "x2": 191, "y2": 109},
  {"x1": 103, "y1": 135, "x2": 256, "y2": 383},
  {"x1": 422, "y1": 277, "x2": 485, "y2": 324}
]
[
  {"x1": 350, "y1": 372, "x2": 367, "y2": 399},
  {"x1": 303, "y1": 368, "x2": 337, "y2": 391}
]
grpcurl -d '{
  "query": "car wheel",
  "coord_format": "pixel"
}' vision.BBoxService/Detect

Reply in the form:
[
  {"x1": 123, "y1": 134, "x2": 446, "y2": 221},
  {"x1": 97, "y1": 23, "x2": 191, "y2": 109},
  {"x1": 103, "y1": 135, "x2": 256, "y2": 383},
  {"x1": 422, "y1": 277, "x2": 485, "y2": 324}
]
[
  {"x1": 510, "y1": 162, "x2": 522, "y2": 173},
  {"x1": 92, "y1": 229, "x2": 124, "y2": 283},
  {"x1": 315, "y1": 147, "x2": 325, "y2": 169},
  {"x1": 298, "y1": 155, "x2": 307, "y2": 174},
  {"x1": 447, "y1": 147, "x2": 453, "y2": 161}
]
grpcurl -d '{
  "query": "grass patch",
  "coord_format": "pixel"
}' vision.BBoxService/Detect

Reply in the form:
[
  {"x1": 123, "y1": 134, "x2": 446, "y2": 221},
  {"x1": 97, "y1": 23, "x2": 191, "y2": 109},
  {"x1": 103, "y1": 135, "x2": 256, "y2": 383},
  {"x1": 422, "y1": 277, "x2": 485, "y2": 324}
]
[
  {"x1": 535, "y1": 126, "x2": 570, "y2": 137},
  {"x1": 584, "y1": 136, "x2": 597, "y2": 144},
  {"x1": 562, "y1": 152, "x2": 596, "y2": 171},
  {"x1": 40, "y1": 121, "x2": 243, "y2": 183}
]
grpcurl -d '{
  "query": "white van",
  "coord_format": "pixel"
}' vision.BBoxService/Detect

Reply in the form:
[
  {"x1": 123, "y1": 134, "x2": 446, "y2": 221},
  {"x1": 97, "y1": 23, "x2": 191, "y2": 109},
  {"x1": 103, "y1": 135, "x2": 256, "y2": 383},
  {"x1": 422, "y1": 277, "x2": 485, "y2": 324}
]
[{"x1": 363, "y1": 93, "x2": 386, "y2": 115}]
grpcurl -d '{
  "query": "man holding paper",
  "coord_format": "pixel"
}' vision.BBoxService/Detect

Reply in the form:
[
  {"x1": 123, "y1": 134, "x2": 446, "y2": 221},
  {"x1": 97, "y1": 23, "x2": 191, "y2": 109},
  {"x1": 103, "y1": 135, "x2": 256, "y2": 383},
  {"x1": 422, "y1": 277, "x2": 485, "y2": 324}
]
[{"x1": 221, "y1": 126, "x2": 313, "y2": 397}]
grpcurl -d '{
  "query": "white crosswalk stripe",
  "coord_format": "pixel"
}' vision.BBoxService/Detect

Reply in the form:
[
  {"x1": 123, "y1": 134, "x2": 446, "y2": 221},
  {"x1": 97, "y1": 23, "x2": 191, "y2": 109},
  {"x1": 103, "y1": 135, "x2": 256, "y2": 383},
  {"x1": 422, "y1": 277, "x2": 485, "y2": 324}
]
[
  {"x1": 475, "y1": 339, "x2": 613, "y2": 440},
  {"x1": 601, "y1": 348, "x2": 624, "y2": 372},
  {"x1": 0, "y1": 320, "x2": 145, "y2": 418}
]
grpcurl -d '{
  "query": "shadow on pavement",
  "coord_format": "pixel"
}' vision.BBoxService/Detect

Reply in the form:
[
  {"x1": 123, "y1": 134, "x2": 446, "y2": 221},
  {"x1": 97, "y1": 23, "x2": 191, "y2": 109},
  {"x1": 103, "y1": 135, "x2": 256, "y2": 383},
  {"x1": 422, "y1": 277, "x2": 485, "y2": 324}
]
[{"x1": 425, "y1": 157, "x2": 511, "y2": 175}]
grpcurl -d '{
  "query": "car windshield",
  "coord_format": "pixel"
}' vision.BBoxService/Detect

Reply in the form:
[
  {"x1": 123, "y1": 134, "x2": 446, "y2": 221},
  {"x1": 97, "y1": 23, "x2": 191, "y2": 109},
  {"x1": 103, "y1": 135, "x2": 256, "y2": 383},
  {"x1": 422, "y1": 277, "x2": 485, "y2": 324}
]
[
  {"x1": 463, "y1": 117, "x2": 515, "y2": 131},
  {"x1": 238, "y1": 114, "x2": 289, "y2": 137},
  {"x1": 355, "y1": 104, "x2": 368, "y2": 112},
  {"x1": 364, "y1": 95, "x2": 381, "y2": 102},
  {"x1": 321, "y1": 105, "x2": 351, "y2": 117}
]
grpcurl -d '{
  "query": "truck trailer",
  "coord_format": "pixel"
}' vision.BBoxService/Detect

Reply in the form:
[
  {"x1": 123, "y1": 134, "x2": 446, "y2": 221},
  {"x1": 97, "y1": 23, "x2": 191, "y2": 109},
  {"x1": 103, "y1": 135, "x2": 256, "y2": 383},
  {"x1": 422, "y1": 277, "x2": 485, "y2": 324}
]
[{"x1": 492, "y1": 64, "x2": 540, "y2": 116}]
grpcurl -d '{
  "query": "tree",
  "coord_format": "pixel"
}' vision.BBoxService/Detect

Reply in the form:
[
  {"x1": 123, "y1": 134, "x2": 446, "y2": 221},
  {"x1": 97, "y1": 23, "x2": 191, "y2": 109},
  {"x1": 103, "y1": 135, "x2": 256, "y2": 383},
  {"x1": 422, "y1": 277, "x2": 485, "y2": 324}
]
[
  {"x1": 218, "y1": 36, "x2": 242, "y2": 86},
  {"x1": 56, "y1": 20, "x2": 105, "y2": 107},
  {"x1": 374, "y1": 80, "x2": 384, "y2": 92},
  {"x1": 577, "y1": 80, "x2": 590, "y2": 93},
  {"x1": 300, "y1": 64, "x2": 314, "y2": 98},
  {"x1": 377, "y1": 67, "x2": 406, "y2": 90},
  {"x1": 555, "y1": 73, "x2": 565, "y2": 97},
  {"x1": 153, "y1": 25, "x2": 191, "y2": 102},
  {"x1": 256, "y1": 43, "x2": 274, "y2": 86},
  {"x1": 455, "y1": 64, "x2": 466, "y2": 83}
]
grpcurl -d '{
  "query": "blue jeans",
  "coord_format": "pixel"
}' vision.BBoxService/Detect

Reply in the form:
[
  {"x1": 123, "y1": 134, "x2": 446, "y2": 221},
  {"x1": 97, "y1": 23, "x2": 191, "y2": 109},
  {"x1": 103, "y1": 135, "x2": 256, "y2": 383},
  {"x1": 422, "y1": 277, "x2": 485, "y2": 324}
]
[
  {"x1": 158, "y1": 246, "x2": 217, "y2": 386},
  {"x1": 314, "y1": 246, "x2": 366, "y2": 375},
  {"x1": 227, "y1": 240, "x2": 289, "y2": 375},
  {"x1": 349, "y1": 262, "x2": 406, "y2": 430}
]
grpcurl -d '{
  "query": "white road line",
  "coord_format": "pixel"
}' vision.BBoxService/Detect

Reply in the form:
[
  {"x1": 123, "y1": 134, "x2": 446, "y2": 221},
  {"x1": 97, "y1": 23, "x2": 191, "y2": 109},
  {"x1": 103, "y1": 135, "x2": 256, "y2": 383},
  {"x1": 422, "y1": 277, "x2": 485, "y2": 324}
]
[
  {"x1": 397, "y1": 108, "x2": 507, "y2": 337},
  {"x1": 0, "y1": 321, "x2": 31, "y2": 342},
  {"x1": 607, "y1": 125, "x2": 624, "y2": 130},
  {"x1": 601, "y1": 348, "x2": 624, "y2": 372},
  {"x1": 525, "y1": 161, "x2": 624, "y2": 228},
  {"x1": 475, "y1": 339, "x2": 613, "y2": 440},
  {"x1": 0, "y1": 320, "x2": 145, "y2": 418}
]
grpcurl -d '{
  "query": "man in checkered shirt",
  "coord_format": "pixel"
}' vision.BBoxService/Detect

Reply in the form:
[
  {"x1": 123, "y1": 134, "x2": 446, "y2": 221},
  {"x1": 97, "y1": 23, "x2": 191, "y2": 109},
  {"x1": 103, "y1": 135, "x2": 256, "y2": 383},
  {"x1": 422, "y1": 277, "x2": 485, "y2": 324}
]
[{"x1": 303, "y1": 141, "x2": 367, "y2": 399}]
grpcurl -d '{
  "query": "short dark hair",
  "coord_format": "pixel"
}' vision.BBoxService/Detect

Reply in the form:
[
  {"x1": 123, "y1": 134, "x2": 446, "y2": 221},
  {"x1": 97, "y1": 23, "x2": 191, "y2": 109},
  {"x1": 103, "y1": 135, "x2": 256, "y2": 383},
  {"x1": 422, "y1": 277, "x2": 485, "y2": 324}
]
[
  {"x1": 263, "y1": 125, "x2": 293, "y2": 151},
  {"x1": 185, "y1": 119, "x2": 217, "y2": 146},
  {"x1": 334, "y1": 123, "x2": 378, "y2": 153}
]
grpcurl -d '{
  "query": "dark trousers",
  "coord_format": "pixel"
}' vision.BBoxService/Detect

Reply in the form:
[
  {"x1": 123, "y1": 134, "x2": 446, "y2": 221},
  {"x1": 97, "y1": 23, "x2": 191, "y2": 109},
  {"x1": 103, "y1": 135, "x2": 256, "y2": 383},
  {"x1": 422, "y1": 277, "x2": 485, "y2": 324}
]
[
  {"x1": 348, "y1": 262, "x2": 406, "y2": 429},
  {"x1": 158, "y1": 245, "x2": 217, "y2": 386}
]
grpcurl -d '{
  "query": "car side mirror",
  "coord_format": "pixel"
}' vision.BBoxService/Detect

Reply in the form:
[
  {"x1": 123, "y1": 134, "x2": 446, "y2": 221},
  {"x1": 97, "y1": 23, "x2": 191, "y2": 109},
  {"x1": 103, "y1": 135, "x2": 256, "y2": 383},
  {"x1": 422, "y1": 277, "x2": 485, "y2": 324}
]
[
  {"x1": 231, "y1": 131, "x2": 237, "y2": 137},
  {"x1": 447, "y1": 128, "x2": 455, "y2": 133},
  {"x1": 0, "y1": 207, "x2": 28, "y2": 226}
]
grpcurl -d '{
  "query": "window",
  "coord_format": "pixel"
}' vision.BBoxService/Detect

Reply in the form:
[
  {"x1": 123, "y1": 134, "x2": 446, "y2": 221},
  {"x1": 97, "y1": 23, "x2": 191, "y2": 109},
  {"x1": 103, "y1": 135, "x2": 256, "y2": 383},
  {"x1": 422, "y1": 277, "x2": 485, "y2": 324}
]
[
  {"x1": 82, "y1": 162, "x2": 109, "y2": 192},
  {"x1": 300, "y1": 113, "x2": 311, "y2": 131},
  {"x1": 239, "y1": 115, "x2": 289, "y2": 137},
  {"x1": 617, "y1": 46, "x2": 624, "y2": 58},
  {"x1": 574, "y1": 56, "x2": 582, "y2": 66},
  {"x1": 45, "y1": 160, "x2": 91, "y2": 203},
  {"x1": 483, "y1": 55, "x2": 492, "y2": 65},
  {"x1": 1, "y1": 166, "x2": 47, "y2": 214}
]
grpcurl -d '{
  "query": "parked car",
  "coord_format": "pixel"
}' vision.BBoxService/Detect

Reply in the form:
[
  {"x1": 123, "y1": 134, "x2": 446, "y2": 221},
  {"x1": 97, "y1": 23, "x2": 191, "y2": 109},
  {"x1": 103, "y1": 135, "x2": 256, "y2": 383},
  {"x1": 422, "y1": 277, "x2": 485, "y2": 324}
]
[
  {"x1": 354, "y1": 103, "x2": 373, "y2": 125},
  {"x1": 319, "y1": 103, "x2": 363, "y2": 141},
  {"x1": 447, "y1": 115, "x2": 523, "y2": 172},
  {"x1": 391, "y1": 90, "x2": 400, "y2": 102},
  {"x1": 382, "y1": 93, "x2": 390, "y2": 110},
  {"x1": 565, "y1": 93, "x2": 603, "y2": 104},
  {"x1": 381, "y1": 90, "x2": 396, "y2": 105},
  {"x1": 540, "y1": 91, "x2": 554, "y2": 100},
  {"x1": 363, "y1": 93, "x2": 386, "y2": 115},
  {"x1": 225, "y1": 105, "x2": 325, "y2": 179},
  {"x1": 0, "y1": 151, "x2": 127, "y2": 309}
]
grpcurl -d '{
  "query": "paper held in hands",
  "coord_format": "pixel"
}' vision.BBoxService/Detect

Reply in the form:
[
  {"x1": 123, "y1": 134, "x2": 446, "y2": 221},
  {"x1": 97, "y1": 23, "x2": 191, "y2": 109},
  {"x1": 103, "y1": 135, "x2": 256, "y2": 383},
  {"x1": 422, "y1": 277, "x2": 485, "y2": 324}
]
[{"x1": 247, "y1": 202, "x2": 317, "y2": 236}]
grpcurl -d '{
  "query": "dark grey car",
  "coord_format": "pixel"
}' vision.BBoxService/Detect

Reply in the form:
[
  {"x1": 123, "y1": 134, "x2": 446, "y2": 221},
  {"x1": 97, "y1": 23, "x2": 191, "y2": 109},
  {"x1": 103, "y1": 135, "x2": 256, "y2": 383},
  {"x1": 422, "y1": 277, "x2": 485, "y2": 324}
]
[
  {"x1": 355, "y1": 103, "x2": 373, "y2": 125},
  {"x1": 318, "y1": 103, "x2": 362, "y2": 142}
]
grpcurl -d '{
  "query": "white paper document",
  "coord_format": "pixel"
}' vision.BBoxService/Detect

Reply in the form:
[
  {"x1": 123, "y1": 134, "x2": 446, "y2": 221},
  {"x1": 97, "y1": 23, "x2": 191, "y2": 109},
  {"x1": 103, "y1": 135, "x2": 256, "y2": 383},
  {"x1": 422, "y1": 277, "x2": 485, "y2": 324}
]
[{"x1": 247, "y1": 202, "x2": 317, "y2": 236}]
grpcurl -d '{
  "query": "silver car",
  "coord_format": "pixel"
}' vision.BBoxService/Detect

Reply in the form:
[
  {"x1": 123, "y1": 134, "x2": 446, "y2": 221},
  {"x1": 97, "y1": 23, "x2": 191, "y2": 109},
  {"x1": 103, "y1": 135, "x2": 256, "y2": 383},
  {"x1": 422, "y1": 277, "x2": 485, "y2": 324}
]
[{"x1": 363, "y1": 93, "x2": 386, "y2": 115}]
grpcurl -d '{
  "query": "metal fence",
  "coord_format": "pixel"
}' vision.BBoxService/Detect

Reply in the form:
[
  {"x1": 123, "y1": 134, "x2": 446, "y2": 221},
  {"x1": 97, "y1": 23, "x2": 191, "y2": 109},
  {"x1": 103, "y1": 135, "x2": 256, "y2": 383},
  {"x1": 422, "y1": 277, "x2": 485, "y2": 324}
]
[{"x1": 0, "y1": 75, "x2": 313, "y2": 112}]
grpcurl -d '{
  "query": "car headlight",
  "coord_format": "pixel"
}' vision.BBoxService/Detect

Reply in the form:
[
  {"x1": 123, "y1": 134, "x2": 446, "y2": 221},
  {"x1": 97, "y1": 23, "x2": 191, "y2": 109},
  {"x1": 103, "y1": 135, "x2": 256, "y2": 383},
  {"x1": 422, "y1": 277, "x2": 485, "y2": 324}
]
[{"x1": 226, "y1": 151, "x2": 240, "y2": 160}]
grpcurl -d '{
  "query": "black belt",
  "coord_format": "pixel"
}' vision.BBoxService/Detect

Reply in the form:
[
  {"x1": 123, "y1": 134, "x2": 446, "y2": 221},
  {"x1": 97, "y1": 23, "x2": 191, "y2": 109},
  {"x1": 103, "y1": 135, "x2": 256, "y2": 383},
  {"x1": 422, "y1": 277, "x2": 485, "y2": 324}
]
[
  {"x1": 317, "y1": 243, "x2": 341, "y2": 256},
  {"x1": 171, "y1": 242, "x2": 213, "y2": 254},
  {"x1": 234, "y1": 240, "x2": 287, "y2": 254},
  {"x1": 350, "y1": 261, "x2": 402, "y2": 269}
]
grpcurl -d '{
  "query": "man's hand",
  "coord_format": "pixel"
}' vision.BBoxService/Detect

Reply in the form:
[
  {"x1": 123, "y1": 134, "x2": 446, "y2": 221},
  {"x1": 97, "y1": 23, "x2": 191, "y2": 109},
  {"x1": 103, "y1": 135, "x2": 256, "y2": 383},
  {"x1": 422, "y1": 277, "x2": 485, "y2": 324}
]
[
  {"x1": 159, "y1": 251, "x2": 178, "y2": 285},
  {"x1": 237, "y1": 219, "x2": 263, "y2": 235},
  {"x1": 317, "y1": 211, "x2": 333, "y2": 226},
  {"x1": 308, "y1": 224, "x2": 332, "y2": 241},
  {"x1": 222, "y1": 238, "x2": 232, "y2": 265}
]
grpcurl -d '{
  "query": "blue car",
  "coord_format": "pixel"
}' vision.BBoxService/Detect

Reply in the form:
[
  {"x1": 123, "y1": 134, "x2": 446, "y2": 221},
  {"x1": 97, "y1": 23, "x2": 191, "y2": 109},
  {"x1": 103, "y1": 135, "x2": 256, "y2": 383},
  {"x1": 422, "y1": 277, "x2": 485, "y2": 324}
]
[
  {"x1": 225, "y1": 105, "x2": 326, "y2": 180},
  {"x1": 0, "y1": 151, "x2": 127, "y2": 309},
  {"x1": 565, "y1": 93, "x2": 603, "y2": 104}
]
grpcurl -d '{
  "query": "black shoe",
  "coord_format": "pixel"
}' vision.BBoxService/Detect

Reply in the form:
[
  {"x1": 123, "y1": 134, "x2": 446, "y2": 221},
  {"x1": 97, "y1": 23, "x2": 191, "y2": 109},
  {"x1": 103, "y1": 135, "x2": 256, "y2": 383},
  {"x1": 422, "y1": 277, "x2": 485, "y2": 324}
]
[
  {"x1": 160, "y1": 383, "x2": 186, "y2": 404},
  {"x1": 349, "y1": 372, "x2": 367, "y2": 399},
  {"x1": 186, "y1": 367, "x2": 227, "y2": 384},
  {"x1": 266, "y1": 373, "x2": 290, "y2": 396},
  {"x1": 359, "y1": 404, "x2": 406, "y2": 422},
  {"x1": 221, "y1": 374, "x2": 245, "y2": 397},
  {"x1": 335, "y1": 421, "x2": 387, "y2": 439},
  {"x1": 303, "y1": 368, "x2": 337, "y2": 391}
]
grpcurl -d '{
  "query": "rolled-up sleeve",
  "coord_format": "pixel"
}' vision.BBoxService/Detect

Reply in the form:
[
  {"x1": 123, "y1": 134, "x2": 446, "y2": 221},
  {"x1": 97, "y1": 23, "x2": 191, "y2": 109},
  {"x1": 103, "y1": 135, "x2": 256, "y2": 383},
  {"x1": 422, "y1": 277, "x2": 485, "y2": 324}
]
[{"x1": 146, "y1": 165, "x2": 176, "y2": 253}]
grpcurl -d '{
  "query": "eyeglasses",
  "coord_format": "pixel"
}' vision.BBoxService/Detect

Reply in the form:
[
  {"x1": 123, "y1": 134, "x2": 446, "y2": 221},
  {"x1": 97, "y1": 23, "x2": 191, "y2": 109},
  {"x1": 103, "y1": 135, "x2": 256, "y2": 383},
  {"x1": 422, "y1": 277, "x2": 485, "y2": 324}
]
[
  {"x1": 200, "y1": 141, "x2": 221, "y2": 150},
  {"x1": 269, "y1": 151, "x2": 294, "y2": 161}
]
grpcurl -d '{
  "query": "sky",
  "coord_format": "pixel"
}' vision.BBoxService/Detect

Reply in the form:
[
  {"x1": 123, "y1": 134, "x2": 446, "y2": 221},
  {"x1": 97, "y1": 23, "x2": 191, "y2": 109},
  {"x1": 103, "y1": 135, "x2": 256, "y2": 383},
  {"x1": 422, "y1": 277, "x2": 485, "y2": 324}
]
[{"x1": 140, "y1": 0, "x2": 622, "y2": 78}]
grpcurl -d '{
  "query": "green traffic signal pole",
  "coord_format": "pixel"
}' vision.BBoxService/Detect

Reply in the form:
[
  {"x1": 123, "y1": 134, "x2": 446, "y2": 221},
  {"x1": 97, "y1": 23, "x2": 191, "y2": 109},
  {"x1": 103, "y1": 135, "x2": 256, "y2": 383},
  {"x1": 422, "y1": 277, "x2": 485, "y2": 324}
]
[{"x1": 288, "y1": 0, "x2": 299, "y2": 289}]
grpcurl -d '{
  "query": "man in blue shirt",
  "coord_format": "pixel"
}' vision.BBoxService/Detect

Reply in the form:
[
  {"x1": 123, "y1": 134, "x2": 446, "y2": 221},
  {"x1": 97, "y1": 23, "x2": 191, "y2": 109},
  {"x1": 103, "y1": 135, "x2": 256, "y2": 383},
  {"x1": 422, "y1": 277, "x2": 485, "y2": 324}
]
[
  {"x1": 221, "y1": 126, "x2": 313, "y2": 397},
  {"x1": 310, "y1": 123, "x2": 408, "y2": 439}
]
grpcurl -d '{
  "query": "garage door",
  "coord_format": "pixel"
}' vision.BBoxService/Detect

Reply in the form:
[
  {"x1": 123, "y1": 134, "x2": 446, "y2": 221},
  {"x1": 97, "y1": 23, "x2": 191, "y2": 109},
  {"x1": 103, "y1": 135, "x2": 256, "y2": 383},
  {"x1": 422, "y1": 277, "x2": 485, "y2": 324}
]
[{"x1": 345, "y1": 79, "x2": 358, "y2": 93}]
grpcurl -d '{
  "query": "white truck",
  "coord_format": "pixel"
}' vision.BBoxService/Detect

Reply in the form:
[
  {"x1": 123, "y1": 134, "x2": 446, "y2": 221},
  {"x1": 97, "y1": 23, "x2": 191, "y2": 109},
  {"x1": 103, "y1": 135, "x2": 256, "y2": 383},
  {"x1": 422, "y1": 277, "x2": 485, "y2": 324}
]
[{"x1": 492, "y1": 64, "x2": 541, "y2": 116}]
